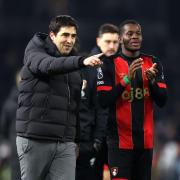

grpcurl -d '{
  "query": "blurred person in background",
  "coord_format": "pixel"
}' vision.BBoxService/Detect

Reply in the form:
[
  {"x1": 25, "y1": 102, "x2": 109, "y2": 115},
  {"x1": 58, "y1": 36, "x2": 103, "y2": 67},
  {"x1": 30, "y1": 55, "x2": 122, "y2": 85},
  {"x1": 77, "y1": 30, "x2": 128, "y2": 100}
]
[
  {"x1": 156, "y1": 125, "x2": 180, "y2": 180},
  {"x1": 76, "y1": 23, "x2": 120, "y2": 180},
  {"x1": 16, "y1": 15, "x2": 102, "y2": 180},
  {"x1": 0, "y1": 70, "x2": 21, "y2": 180},
  {"x1": 96, "y1": 19, "x2": 168, "y2": 180}
]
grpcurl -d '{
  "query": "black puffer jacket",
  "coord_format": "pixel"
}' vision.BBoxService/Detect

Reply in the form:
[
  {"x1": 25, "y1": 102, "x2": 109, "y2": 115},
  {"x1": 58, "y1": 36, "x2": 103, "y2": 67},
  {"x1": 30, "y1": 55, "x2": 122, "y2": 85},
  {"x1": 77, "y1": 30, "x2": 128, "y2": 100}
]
[{"x1": 16, "y1": 33, "x2": 85, "y2": 142}]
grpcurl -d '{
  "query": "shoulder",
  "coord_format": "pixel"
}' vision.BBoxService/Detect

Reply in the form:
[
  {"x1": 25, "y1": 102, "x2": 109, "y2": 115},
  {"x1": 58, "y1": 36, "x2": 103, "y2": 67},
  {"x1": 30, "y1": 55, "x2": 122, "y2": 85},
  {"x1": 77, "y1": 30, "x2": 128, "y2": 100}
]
[
  {"x1": 141, "y1": 53, "x2": 160, "y2": 62},
  {"x1": 25, "y1": 33, "x2": 48, "y2": 54}
]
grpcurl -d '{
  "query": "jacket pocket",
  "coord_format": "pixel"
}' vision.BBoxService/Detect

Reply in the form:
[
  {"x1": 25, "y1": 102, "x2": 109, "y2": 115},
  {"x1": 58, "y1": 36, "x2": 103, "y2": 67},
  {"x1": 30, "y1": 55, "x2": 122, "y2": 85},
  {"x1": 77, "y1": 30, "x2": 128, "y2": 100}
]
[{"x1": 16, "y1": 136, "x2": 31, "y2": 157}]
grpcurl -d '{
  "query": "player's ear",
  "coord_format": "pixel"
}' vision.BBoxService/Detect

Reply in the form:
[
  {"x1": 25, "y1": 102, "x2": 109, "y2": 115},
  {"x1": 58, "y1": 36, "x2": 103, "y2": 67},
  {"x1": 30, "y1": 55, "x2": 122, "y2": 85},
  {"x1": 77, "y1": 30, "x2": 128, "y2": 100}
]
[
  {"x1": 119, "y1": 36, "x2": 123, "y2": 44},
  {"x1": 49, "y1": 31, "x2": 56, "y2": 41},
  {"x1": 96, "y1": 37, "x2": 100, "y2": 47}
]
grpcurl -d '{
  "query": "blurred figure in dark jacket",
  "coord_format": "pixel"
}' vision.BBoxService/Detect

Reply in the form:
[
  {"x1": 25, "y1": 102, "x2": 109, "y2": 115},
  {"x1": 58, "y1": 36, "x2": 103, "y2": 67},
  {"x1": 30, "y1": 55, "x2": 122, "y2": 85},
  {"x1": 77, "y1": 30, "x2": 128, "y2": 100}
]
[
  {"x1": 76, "y1": 23, "x2": 120, "y2": 180},
  {"x1": 0, "y1": 71, "x2": 21, "y2": 180}
]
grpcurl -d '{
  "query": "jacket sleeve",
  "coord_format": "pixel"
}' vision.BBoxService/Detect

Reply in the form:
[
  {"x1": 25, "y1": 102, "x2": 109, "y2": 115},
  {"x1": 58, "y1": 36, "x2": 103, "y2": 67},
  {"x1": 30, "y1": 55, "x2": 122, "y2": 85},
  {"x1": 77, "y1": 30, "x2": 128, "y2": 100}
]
[
  {"x1": 149, "y1": 57, "x2": 168, "y2": 107},
  {"x1": 93, "y1": 104, "x2": 109, "y2": 142},
  {"x1": 81, "y1": 67, "x2": 108, "y2": 143},
  {"x1": 96, "y1": 65, "x2": 125, "y2": 107},
  {"x1": 24, "y1": 46, "x2": 85, "y2": 76},
  {"x1": 75, "y1": 75, "x2": 82, "y2": 144}
]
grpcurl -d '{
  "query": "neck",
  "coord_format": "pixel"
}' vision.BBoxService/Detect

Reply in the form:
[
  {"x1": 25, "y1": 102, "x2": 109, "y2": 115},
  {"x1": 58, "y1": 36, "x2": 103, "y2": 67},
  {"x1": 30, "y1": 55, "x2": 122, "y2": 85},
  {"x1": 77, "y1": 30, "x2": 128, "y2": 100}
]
[{"x1": 121, "y1": 48, "x2": 140, "y2": 58}]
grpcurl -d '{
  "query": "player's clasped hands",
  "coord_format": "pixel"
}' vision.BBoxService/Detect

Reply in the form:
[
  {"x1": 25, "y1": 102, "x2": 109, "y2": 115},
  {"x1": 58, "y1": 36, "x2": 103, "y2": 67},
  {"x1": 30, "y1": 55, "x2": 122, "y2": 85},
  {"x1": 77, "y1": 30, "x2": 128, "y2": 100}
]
[{"x1": 128, "y1": 58, "x2": 143, "y2": 80}]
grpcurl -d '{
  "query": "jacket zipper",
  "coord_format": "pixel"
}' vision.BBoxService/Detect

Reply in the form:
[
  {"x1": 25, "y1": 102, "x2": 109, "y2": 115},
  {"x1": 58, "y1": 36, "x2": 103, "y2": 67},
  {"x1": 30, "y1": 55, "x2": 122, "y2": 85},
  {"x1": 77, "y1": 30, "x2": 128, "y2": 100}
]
[
  {"x1": 67, "y1": 74, "x2": 71, "y2": 105},
  {"x1": 62, "y1": 74, "x2": 70, "y2": 142}
]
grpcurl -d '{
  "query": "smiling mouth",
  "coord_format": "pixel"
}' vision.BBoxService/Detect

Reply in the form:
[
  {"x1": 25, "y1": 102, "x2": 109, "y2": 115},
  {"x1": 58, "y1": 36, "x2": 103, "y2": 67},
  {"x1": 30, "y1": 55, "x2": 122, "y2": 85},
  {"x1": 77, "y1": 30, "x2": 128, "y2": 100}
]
[
  {"x1": 131, "y1": 42, "x2": 140, "y2": 45},
  {"x1": 64, "y1": 45, "x2": 72, "y2": 49}
]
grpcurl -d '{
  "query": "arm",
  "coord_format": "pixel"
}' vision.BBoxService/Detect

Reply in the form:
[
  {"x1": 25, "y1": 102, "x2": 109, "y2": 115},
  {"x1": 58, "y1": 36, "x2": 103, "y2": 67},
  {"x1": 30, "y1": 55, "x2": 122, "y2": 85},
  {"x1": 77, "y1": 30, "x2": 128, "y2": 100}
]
[
  {"x1": 24, "y1": 44, "x2": 103, "y2": 76},
  {"x1": 96, "y1": 64, "x2": 124, "y2": 107},
  {"x1": 25, "y1": 47, "x2": 84, "y2": 75},
  {"x1": 145, "y1": 57, "x2": 168, "y2": 107},
  {"x1": 86, "y1": 67, "x2": 109, "y2": 152},
  {"x1": 93, "y1": 105, "x2": 109, "y2": 142},
  {"x1": 96, "y1": 57, "x2": 143, "y2": 107}
]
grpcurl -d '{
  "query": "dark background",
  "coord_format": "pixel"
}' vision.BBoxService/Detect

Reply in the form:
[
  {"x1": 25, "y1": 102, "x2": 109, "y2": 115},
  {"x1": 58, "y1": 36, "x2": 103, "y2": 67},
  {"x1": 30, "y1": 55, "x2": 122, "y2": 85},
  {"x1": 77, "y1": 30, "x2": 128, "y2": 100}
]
[
  {"x1": 0, "y1": 0, "x2": 180, "y2": 179},
  {"x1": 0, "y1": 0, "x2": 179, "y2": 154}
]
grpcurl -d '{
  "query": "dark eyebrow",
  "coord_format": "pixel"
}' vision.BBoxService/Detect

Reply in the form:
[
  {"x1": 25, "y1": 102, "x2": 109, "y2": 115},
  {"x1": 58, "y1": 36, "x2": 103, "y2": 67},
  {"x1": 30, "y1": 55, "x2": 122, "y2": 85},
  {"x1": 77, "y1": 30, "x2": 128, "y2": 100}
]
[{"x1": 62, "y1": 33, "x2": 77, "y2": 36}]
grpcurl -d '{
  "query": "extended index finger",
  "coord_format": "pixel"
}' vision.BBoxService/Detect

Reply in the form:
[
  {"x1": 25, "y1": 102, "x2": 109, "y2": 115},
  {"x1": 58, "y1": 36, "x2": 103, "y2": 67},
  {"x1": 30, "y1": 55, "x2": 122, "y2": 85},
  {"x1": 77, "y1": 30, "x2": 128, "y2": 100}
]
[{"x1": 93, "y1": 53, "x2": 104, "y2": 58}]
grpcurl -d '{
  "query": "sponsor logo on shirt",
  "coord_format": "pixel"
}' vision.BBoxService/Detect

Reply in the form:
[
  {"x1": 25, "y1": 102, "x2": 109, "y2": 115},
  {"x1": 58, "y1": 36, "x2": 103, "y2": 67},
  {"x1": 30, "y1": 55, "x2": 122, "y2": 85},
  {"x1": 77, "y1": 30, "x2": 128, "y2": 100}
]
[{"x1": 122, "y1": 87, "x2": 150, "y2": 102}]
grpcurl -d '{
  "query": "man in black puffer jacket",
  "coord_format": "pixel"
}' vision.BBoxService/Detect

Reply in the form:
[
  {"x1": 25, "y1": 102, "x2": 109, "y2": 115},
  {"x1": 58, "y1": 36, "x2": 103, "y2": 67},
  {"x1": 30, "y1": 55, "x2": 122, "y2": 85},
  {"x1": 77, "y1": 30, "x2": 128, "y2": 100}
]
[{"x1": 16, "y1": 15, "x2": 102, "y2": 180}]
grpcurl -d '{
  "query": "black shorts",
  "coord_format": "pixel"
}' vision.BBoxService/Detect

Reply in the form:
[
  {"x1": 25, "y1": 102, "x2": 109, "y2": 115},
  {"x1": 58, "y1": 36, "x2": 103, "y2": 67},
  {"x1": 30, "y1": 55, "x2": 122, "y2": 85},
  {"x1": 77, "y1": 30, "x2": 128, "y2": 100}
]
[{"x1": 108, "y1": 146, "x2": 153, "y2": 180}]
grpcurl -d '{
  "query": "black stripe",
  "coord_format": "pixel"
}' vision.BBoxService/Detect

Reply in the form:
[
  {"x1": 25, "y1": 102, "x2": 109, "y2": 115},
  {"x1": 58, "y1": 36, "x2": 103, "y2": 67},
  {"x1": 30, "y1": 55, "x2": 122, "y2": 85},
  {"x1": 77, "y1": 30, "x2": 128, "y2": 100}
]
[{"x1": 131, "y1": 69, "x2": 145, "y2": 149}]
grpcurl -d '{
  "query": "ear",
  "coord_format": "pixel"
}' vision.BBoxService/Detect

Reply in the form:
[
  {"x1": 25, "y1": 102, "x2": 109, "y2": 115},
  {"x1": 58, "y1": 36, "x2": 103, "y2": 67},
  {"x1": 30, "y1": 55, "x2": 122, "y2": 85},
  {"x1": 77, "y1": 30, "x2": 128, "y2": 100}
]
[
  {"x1": 49, "y1": 31, "x2": 55, "y2": 41},
  {"x1": 119, "y1": 36, "x2": 123, "y2": 44},
  {"x1": 96, "y1": 37, "x2": 100, "y2": 47}
]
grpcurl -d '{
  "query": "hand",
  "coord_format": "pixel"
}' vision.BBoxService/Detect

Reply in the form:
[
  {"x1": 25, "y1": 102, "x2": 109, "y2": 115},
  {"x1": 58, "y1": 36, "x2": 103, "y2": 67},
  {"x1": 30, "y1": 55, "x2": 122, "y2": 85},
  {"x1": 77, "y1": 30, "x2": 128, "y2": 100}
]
[
  {"x1": 83, "y1": 53, "x2": 103, "y2": 67},
  {"x1": 145, "y1": 63, "x2": 158, "y2": 84},
  {"x1": 128, "y1": 58, "x2": 143, "y2": 80}
]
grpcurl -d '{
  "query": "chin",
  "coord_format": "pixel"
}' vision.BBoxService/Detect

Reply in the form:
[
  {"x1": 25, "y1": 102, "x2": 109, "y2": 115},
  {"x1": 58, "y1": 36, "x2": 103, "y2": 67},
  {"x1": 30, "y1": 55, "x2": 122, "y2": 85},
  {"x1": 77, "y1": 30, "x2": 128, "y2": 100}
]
[
  {"x1": 63, "y1": 50, "x2": 72, "y2": 55},
  {"x1": 106, "y1": 52, "x2": 115, "y2": 56},
  {"x1": 130, "y1": 47, "x2": 141, "y2": 52}
]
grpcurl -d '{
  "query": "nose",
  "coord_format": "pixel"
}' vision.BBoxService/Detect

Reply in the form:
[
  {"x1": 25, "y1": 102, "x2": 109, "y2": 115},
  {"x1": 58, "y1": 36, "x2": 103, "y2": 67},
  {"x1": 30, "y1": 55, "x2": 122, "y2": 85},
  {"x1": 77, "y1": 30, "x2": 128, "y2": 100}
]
[
  {"x1": 132, "y1": 33, "x2": 139, "y2": 39},
  {"x1": 66, "y1": 37, "x2": 73, "y2": 43},
  {"x1": 66, "y1": 35, "x2": 75, "y2": 43},
  {"x1": 109, "y1": 42, "x2": 115, "y2": 49}
]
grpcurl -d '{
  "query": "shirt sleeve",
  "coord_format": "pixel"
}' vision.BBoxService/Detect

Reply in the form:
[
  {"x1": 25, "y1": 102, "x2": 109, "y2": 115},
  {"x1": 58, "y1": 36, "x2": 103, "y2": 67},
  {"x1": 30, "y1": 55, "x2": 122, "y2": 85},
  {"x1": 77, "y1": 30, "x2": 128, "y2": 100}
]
[
  {"x1": 149, "y1": 57, "x2": 168, "y2": 107},
  {"x1": 96, "y1": 64, "x2": 125, "y2": 107}
]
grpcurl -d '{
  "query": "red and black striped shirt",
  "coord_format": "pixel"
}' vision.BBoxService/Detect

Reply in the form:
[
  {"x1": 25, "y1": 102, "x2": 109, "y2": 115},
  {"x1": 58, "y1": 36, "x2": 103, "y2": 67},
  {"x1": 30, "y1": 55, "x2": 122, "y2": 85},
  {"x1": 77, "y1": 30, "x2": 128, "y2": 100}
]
[{"x1": 97, "y1": 53, "x2": 168, "y2": 149}]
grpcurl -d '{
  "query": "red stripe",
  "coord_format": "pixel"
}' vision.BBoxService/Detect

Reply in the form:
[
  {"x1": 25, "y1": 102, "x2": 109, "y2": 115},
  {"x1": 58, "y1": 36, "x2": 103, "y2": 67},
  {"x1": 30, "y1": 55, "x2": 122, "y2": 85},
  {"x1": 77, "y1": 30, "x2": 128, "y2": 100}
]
[
  {"x1": 97, "y1": 86, "x2": 112, "y2": 91},
  {"x1": 114, "y1": 57, "x2": 133, "y2": 149},
  {"x1": 142, "y1": 57, "x2": 154, "y2": 148},
  {"x1": 157, "y1": 82, "x2": 167, "y2": 88}
]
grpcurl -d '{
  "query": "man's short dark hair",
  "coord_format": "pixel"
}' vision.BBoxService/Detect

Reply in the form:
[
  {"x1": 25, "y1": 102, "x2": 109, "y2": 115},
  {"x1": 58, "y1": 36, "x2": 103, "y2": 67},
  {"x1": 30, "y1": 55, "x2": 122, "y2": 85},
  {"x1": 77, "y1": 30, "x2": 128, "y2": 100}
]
[
  {"x1": 98, "y1": 23, "x2": 119, "y2": 37},
  {"x1": 119, "y1": 19, "x2": 141, "y2": 35},
  {"x1": 49, "y1": 15, "x2": 78, "y2": 35}
]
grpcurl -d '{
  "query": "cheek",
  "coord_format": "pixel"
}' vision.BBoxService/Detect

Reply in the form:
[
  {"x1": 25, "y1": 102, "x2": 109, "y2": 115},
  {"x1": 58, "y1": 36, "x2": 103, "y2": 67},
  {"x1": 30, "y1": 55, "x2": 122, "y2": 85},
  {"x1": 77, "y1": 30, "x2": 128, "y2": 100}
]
[
  {"x1": 114, "y1": 44, "x2": 119, "y2": 50},
  {"x1": 72, "y1": 39, "x2": 76, "y2": 45},
  {"x1": 123, "y1": 39, "x2": 129, "y2": 46}
]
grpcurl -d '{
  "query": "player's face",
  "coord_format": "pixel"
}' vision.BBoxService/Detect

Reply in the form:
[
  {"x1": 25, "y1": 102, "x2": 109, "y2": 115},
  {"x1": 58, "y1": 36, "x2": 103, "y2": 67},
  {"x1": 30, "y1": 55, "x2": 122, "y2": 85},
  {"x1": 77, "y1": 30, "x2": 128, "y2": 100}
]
[
  {"x1": 120, "y1": 24, "x2": 142, "y2": 52},
  {"x1": 97, "y1": 33, "x2": 119, "y2": 56},
  {"x1": 50, "y1": 26, "x2": 77, "y2": 55}
]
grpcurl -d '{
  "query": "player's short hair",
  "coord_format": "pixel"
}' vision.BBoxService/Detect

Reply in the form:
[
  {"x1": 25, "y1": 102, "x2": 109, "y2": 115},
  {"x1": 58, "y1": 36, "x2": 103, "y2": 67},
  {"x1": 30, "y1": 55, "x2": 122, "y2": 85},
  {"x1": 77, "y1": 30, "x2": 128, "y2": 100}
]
[
  {"x1": 49, "y1": 15, "x2": 78, "y2": 35},
  {"x1": 119, "y1": 19, "x2": 141, "y2": 35},
  {"x1": 98, "y1": 23, "x2": 119, "y2": 37}
]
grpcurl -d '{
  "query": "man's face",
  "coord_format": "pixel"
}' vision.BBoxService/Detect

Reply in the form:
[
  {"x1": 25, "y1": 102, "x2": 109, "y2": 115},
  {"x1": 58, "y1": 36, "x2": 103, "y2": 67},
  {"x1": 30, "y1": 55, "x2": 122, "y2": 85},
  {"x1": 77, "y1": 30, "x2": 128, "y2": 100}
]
[
  {"x1": 50, "y1": 26, "x2": 77, "y2": 55},
  {"x1": 97, "y1": 33, "x2": 119, "y2": 56},
  {"x1": 120, "y1": 24, "x2": 142, "y2": 52}
]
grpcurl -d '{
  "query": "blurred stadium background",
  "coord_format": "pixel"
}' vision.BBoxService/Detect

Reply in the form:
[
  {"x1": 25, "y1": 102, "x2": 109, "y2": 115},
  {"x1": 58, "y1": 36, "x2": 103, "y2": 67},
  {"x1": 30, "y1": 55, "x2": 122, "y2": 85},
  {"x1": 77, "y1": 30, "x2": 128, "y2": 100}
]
[{"x1": 0, "y1": 0, "x2": 179, "y2": 179}]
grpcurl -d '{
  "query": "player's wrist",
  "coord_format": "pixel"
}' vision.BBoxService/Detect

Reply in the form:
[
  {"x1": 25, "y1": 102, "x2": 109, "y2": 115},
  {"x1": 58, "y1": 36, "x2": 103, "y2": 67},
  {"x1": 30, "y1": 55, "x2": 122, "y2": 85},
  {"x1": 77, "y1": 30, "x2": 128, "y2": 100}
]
[
  {"x1": 120, "y1": 75, "x2": 130, "y2": 87},
  {"x1": 123, "y1": 75, "x2": 130, "y2": 85}
]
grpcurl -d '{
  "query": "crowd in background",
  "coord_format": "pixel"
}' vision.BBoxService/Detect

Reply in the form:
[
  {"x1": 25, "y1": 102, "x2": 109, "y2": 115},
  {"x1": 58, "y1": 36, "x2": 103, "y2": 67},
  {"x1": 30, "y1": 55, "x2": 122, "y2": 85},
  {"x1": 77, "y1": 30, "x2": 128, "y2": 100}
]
[{"x1": 0, "y1": 0, "x2": 180, "y2": 179}]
